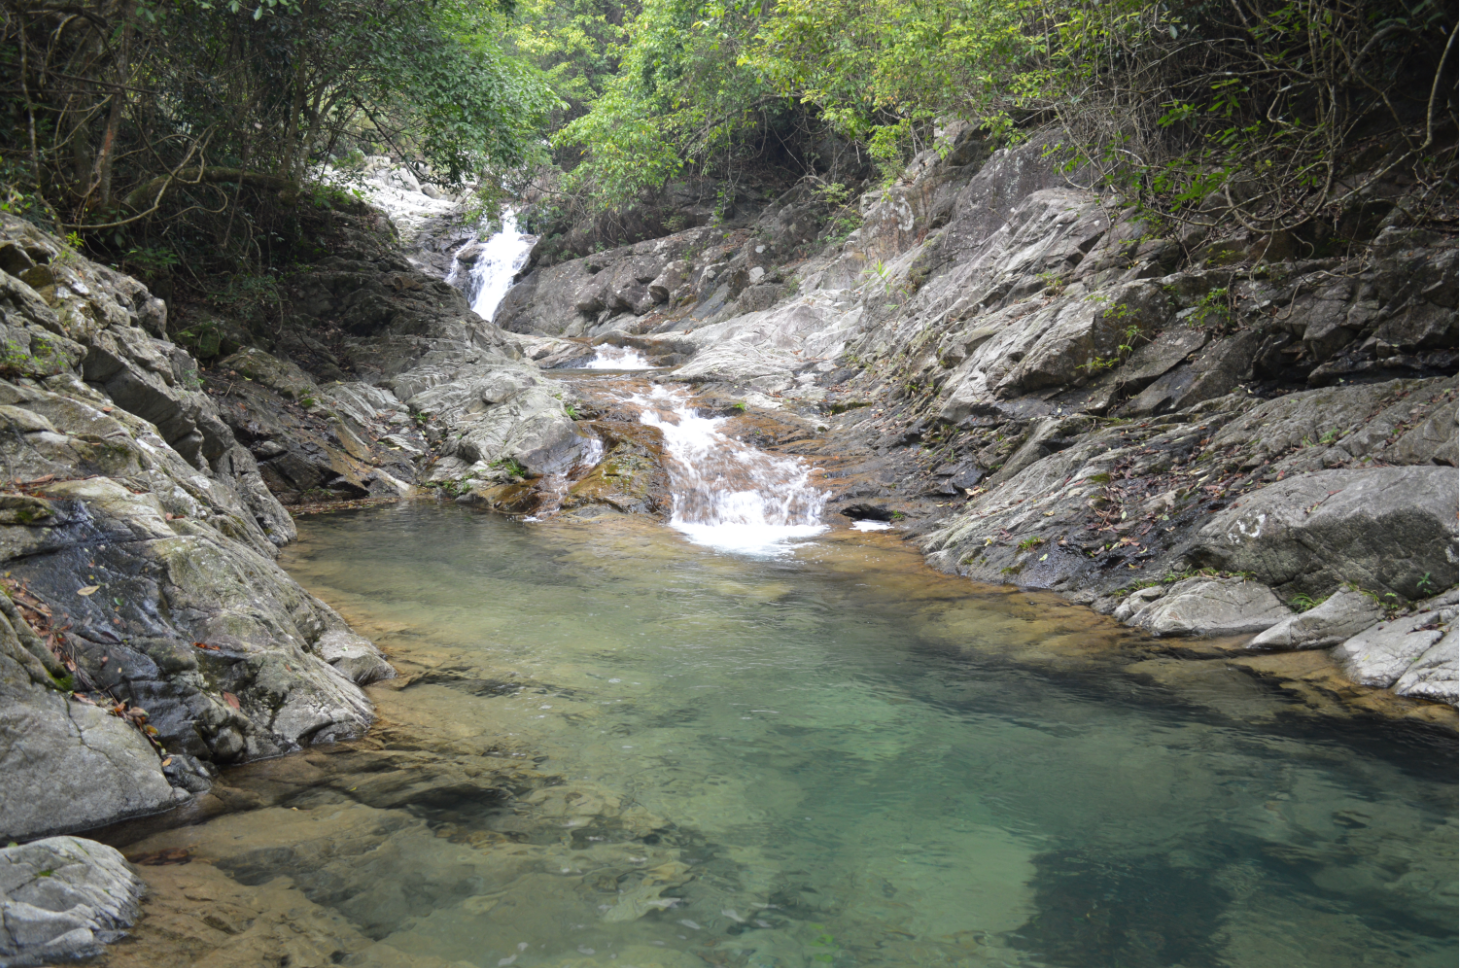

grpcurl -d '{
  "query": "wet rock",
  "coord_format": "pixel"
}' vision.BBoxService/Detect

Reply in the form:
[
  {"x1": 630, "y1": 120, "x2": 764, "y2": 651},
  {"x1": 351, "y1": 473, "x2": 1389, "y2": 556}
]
[
  {"x1": 0, "y1": 836, "x2": 146, "y2": 967},
  {"x1": 1187, "y1": 466, "x2": 1458, "y2": 602},
  {"x1": 0, "y1": 591, "x2": 185, "y2": 841},
  {"x1": 316, "y1": 629, "x2": 396, "y2": 686},
  {"x1": 1248, "y1": 589, "x2": 1385, "y2": 651},
  {"x1": 560, "y1": 423, "x2": 668, "y2": 517},
  {"x1": 1123, "y1": 578, "x2": 1291, "y2": 637}
]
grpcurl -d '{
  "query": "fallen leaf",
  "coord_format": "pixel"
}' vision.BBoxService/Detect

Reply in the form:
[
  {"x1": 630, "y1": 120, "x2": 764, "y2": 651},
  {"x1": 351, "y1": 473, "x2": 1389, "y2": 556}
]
[
  {"x1": 77, "y1": 585, "x2": 100, "y2": 596},
  {"x1": 161, "y1": 757, "x2": 173, "y2": 767},
  {"x1": 129, "y1": 847, "x2": 190, "y2": 866},
  {"x1": 222, "y1": 691, "x2": 241, "y2": 710}
]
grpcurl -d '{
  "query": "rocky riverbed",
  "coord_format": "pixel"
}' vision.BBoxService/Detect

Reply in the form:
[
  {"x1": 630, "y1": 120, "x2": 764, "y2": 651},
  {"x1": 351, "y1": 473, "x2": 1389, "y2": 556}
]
[{"x1": 0, "y1": 134, "x2": 1454, "y2": 965}]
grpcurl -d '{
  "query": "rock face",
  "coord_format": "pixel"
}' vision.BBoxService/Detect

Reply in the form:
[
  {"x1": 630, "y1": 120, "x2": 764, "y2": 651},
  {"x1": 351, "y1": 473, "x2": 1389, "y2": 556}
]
[
  {"x1": 1121, "y1": 578, "x2": 1292, "y2": 637},
  {"x1": 0, "y1": 836, "x2": 146, "y2": 967},
  {"x1": 481, "y1": 127, "x2": 1455, "y2": 705},
  {"x1": 0, "y1": 214, "x2": 392, "y2": 842},
  {"x1": 1186, "y1": 467, "x2": 1458, "y2": 602}
]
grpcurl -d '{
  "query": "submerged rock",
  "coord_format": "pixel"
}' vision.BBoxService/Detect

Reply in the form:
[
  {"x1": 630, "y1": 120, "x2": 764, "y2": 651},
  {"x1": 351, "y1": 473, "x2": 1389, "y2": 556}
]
[{"x1": 0, "y1": 836, "x2": 146, "y2": 966}]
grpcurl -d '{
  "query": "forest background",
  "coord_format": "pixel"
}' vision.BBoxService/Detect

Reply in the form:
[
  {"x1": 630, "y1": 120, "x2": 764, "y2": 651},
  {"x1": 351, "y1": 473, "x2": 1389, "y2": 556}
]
[{"x1": 1, "y1": 0, "x2": 1454, "y2": 305}]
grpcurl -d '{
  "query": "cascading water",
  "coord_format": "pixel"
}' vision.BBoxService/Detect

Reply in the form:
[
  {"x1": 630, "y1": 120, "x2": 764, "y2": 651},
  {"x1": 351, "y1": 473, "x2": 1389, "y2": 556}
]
[
  {"x1": 459, "y1": 212, "x2": 822, "y2": 552},
  {"x1": 448, "y1": 210, "x2": 537, "y2": 321},
  {"x1": 581, "y1": 345, "x2": 656, "y2": 370},
  {"x1": 635, "y1": 386, "x2": 827, "y2": 555}
]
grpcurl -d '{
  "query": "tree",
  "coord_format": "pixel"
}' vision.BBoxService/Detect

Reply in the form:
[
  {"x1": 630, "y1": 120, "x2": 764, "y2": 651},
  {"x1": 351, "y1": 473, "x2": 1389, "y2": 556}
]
[{"x1": 0, "y1": 0, "x2": 558, "y2": 263}]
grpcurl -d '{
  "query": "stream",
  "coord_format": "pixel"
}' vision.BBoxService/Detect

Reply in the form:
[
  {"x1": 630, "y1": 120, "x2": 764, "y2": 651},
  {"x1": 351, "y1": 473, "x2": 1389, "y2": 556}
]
[
  {"x1": 98, "y1": 222, "x2": 1457, "y2": 968},
  {"x1": 107, "y1": 456, "x2": 1457, "y2": 967}
]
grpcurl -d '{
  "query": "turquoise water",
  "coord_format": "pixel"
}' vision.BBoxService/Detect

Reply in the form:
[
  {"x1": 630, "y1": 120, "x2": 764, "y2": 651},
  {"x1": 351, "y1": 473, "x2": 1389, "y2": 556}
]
[{"x1": 203, "y1": 503, "x2": 1454, "y2": 968}]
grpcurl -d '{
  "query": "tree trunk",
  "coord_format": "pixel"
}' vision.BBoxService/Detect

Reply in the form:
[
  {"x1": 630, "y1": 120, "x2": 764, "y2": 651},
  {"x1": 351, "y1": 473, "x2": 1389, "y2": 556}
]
[{"x1": 92, "y1": 0, "x2": 137, "y2": 211}]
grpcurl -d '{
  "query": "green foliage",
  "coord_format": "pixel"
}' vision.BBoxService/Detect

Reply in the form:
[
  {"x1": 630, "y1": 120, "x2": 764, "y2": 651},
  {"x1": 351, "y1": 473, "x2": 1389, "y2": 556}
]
[
  {"x1": 550, "y1": 0, "x2": 1454, "y2": 228},
  {"x1": 492, "y1": 456, "x2": 529, "y2": 479},
  {"x1": 552, "y1": 0, "x2": 779, "y2": 212},
  {"x1": 1186, "y1": 288, "x2": 1233, "y2": 329},
  {"x1": 507, "y1": 0, "x2": 631, "y2": 129},
  {"x1": 1289, "y1": 592, "x2": 1330, "y2": 612},
  {"x1": 1, "y1": 0, "x2": 557, "y2": 280}
]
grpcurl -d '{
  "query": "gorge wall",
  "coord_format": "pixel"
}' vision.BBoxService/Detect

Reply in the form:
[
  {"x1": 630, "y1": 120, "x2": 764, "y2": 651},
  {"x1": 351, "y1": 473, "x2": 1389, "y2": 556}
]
[
  {"x1": 487, "y1": 131, "x2": 1459, "y2": 708},
  {"x1": 0, "y1": 127, "x2": 1455, "y2": 963}
]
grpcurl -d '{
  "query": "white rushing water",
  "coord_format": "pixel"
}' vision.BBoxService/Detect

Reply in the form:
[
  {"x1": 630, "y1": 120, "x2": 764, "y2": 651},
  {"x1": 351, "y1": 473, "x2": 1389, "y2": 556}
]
[
  {"x1": 581, "y1": 345, "x2": 657, "y2": 370},
  {"x1": 635, "y1": 386, "x2": 827, "y2": 556},
  {"x1": 449, "y1": 210, "x2": 537, "y2": 321}
]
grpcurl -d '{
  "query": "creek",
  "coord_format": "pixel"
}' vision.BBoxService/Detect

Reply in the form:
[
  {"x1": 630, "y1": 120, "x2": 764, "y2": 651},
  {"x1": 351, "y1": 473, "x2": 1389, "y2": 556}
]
[
  {"x1": 99, "y1": 218, "x2": 1456, "y2": 968},
  {"x1": 267, "y1": 508, "x2": 1459, "y2": 968},
  {"x1": 108, "y1": 409, "x2": 1457, "y2": 968}
]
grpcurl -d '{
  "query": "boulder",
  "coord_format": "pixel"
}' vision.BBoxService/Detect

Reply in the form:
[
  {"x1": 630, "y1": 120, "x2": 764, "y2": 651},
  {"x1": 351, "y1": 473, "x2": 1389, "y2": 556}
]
[
  {"x1": 0, "y1": 837, "x2": 146, "y2": 967},
  {"x1": 1392, "y1": 629, "x2": 1458, "y2": 705},
  {"x1": 1331, "y1": 594, "x2": 1458, "y2": 693},
  {"x1": 1123, "y1": 577, "x2": 1292, "y2": 637},
  {"x1": 1188, "y1": 466, "x2": 1459, "y2": 601},
  {"x1": 1247, "y1": 588, "x2": 1386, "y2": 651},
  {"x1": 0, "y1": 583, "x2": 187, "y2": 842}
]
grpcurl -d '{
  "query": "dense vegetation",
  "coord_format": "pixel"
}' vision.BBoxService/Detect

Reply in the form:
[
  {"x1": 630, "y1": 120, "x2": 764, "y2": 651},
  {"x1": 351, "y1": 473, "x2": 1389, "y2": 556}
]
[
  {"x1": 1, "y1": 0, "x2": 555, "y2": 281},
  {"x1": 548, "y1": 0, "x2": 1457, "y2": 234},
  {"x1": 2, "y1": 0, "x2": 1455, "y2": 283}
]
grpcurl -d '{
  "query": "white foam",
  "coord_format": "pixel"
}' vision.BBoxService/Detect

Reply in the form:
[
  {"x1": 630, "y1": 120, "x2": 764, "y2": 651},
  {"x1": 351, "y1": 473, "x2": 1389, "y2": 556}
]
[
  {"x1": 851, "y1": 520, "x2": 893, "y2": 531},
  {"x1": 446, "y1": 210, "x2": 537, "y2": 322},
  {"x1": 635, "y1": 386, "x2": 827, "y2": 557},
  {"x1": 582, "y1": 345, "x2": 657, "y2": 370}
]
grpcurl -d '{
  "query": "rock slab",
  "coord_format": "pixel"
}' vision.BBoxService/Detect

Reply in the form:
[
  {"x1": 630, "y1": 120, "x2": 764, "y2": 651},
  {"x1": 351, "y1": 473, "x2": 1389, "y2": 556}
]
[
  {"x1": 1189, "y1": 467, "x2": 1459, "y2": 601},
  {"x1": 0, "y1": 837, "x2": 145, "y2": 967}
]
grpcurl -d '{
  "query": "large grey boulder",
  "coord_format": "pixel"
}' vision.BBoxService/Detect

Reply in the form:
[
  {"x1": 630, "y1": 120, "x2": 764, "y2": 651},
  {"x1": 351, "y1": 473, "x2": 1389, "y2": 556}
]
[
  {"x1": 1247, "y1": 588, "x2": 1386, "y2": 651},
  {"x1": 1392, "y1": 629, "x2": 1458, "y2": 705},
  {"x1": 1123, "y1": 577, "x2": 1292, "y2": 637},
  {"x1": 1187, "y1": 466, "x2": 1459, "y2": 601},
  {"x1": 1331, "y1": 593, "x2": 1457, "y2": 695},
  {"x1": 0, "y1": 837, "x2": 145, "y2": 967},
  {"x1": 0, "y1": 591, "x2": 184, "y2": 842}
]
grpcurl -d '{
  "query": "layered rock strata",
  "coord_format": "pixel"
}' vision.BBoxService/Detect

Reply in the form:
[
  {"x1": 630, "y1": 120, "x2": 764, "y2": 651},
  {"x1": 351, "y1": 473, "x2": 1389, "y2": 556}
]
[{"x1": 0, "y1": 215, "x2": 392, "y2": 852}]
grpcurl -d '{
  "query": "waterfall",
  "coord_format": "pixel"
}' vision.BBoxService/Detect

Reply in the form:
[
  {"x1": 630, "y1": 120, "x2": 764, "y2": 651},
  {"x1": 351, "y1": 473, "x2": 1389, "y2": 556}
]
[
  {"x1": 635, "y1": 386, "x2": 827, "y2": 556},
  {"x1": 582, "y1": 345, "x2": 656, "y2": 370},
  {"x1": 449, "y1": 210, "x2": 536, "y2": 322}
]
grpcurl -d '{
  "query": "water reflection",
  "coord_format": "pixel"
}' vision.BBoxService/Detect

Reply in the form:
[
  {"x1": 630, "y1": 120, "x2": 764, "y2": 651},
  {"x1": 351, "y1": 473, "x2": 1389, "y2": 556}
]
[{"x1": 107, "y1": 506, "x2": 1456, "y2": 968}]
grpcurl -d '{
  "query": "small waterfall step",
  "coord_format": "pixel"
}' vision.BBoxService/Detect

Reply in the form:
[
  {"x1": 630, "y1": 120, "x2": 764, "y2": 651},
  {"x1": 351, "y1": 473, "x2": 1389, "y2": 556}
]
[
  {"x1": 635, "y1": 386, "x2": 826, "y2": 556},
  {"x1": 447, "y1": 210, "x2": 536, "y2": 322}
]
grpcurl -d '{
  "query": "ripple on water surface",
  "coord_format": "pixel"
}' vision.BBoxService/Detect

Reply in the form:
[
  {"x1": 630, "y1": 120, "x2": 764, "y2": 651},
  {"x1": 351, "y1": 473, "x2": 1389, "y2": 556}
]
[{"x1": 108, "y1": 505, "x2": 1457, "y2": 968}]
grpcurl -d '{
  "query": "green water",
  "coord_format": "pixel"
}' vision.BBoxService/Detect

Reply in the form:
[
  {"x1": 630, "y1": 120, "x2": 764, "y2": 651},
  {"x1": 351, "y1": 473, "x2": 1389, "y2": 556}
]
[{"x1": 264, "y1": 503, "x2": 1454, "y2": 968}]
